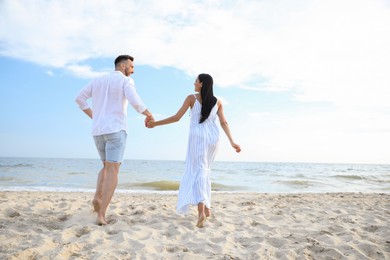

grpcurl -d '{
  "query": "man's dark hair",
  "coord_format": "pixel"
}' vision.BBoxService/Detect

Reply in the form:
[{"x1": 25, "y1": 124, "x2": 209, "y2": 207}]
[{"x1": 114, "y1": 55, "x2": 134, "y2": 67}]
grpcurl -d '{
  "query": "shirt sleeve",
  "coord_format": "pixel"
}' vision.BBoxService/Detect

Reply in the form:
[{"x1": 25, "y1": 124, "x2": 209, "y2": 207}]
[
  {"x1": 124, "y1": 78, "x2": 147, "y2": 113},
  {"x1": 75, "y1": 82, "x2": 93, "y2": 110}
]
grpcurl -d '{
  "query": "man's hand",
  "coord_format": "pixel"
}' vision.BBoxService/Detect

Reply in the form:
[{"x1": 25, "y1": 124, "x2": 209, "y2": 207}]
[{"x1": 83, "y1": 108, "x2": 93, "y2": 119}]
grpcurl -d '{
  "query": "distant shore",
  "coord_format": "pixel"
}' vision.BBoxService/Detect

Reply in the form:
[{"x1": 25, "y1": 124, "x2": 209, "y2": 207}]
[{"x1": 0, "y1": 191, "x2": 389, "y2": 259}]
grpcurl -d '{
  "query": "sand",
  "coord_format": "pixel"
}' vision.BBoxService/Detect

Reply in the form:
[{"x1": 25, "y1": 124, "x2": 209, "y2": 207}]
[{"x1": 0, "y1": 191, "x2": 389, "y2": 259}]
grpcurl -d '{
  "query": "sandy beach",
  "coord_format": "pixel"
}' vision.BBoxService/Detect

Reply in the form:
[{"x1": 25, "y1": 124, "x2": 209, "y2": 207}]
[{"x1": 0, "y1": 191, "x2": 389, "y2": 259}]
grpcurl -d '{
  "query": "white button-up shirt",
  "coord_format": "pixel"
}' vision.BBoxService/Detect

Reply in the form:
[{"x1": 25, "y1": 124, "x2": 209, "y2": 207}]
[{"x1": 75, "y1": 71, "x2": 147, "y2": 136}]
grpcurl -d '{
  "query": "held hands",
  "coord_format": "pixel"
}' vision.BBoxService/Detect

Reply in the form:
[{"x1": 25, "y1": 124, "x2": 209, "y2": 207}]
[{"x1": 145, "y1": 115, "x2": 155, "y2": 128}]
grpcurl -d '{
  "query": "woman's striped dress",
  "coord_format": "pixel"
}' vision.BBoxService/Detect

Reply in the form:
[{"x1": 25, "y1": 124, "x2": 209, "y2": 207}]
[{"x1": 176, "y1": 95, "x2": 220, "y2": 214}]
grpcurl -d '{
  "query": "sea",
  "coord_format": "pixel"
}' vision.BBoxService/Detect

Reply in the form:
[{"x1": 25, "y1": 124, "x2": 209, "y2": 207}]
[{"x1": 0, "y1": 157, "x2": 389, "y2": 194}]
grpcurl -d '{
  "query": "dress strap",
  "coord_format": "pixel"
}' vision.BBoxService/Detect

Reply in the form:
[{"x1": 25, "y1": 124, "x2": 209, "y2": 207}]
[{"x1": 193, "y1": 94, "x2": 199, "y2": 104}]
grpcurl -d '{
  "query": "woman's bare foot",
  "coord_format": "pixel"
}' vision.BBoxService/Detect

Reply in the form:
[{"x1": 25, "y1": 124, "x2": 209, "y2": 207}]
[
  {"x1": 196, "y1": 214, "x2": 206, "y2": 228},
  {"x1": 92, "y1": 198, "x2": 101, "y2": 212},
  {"x1": 97, "y1": 215, "x2": 107, "y2": 226}
]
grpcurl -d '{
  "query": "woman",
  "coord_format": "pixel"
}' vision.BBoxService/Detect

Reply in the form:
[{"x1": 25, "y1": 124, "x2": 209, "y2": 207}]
[{"x1": 147, "y1": 73, "x2": 241, "y2": 228}]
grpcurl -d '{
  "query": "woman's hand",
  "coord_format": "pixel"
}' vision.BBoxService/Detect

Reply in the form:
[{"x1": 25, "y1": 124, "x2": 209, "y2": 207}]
[{"x1": 232, "y1": 143, "x2": 241, "y2": 153}]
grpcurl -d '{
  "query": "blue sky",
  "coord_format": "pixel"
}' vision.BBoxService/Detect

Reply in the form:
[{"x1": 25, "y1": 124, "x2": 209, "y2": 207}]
[{"x1": 1, "y1": 0, "x2": 390, "y2": 164}]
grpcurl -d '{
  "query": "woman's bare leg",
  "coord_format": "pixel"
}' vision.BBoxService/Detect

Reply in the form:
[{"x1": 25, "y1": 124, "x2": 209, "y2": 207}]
[
  {"x1": 205, "y1": 207, "x2": 211, "y2": 218},
  {"x1": 197, "y1": 202, "x2": 206, "y2": 228}
]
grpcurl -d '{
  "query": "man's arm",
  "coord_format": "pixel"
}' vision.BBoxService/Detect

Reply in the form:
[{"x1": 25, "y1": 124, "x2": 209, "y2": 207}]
[
  {"x1": 82, "y1": 108, "x2": 93, "y2": 119},
  {"x1": 75, "y1": 83, "x2": 93, "y2": 119}
]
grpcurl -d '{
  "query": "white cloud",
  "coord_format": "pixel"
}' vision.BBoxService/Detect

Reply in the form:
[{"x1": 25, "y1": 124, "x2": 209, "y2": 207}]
[
  {"x1": 249, "y1": 112, "x2": 272, "y2": 118},
  {"x1": 240, "y1": 107, "x2": 390, "y2": 164},
  {"x1": 66, "y1": 65, "x2": 109, "y2": 79},
  {"x1": 1, "y1": 0, "x2": 389, "y2": 108}
]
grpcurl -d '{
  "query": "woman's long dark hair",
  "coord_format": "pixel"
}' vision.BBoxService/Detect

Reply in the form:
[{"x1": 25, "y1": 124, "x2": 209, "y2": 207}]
[{"x1": 198, "y1": 73, "x2": 217, "y2": 123}]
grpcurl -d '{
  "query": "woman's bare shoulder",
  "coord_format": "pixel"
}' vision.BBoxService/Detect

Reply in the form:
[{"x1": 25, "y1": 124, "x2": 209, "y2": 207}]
[{"x1": 185, "y1": 94, "x2": 197, "y2": 107}]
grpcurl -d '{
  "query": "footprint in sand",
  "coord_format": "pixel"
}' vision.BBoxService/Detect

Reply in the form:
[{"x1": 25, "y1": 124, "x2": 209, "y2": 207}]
[{"x1": 6, "y1": 208, "x2": 20, "y2": 218}]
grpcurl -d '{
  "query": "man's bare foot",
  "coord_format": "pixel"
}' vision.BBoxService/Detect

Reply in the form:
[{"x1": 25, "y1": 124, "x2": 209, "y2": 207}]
[
  {"x1": 92, "y1": 198, "x2": 101, "y2": 212},
  {"x1": 196, "y1": 215, "x2": 206, "y2": 228}
]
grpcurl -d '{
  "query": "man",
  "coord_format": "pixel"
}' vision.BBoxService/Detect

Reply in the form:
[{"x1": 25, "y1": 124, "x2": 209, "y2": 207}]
[{"x1": 75, "y1": 55, "x2": 153, "y2": 225}]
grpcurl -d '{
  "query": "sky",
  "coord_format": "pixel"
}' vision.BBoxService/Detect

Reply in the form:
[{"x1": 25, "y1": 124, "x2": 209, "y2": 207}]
[{"x1": 1, "y1": 0, "x2": 390, "y2": 164}]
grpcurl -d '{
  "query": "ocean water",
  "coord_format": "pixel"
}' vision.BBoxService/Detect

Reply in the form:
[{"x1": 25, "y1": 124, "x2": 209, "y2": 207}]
[{"x1": 0, "y1": 157, "x2": 389, "y2": 194}]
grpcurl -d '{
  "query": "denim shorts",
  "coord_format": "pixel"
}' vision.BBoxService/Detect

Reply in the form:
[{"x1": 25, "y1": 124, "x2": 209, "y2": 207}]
[{"x1": 93, "y1": 130, "x2": 127, "y2": 163}]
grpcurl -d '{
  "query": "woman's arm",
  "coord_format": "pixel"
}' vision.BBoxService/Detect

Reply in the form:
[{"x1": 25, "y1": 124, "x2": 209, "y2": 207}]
[
  {"x1": 217, "y1": 101, "x2": 241, "y2": 153},
  {"x1": 147, "y1": 95, "x2": 193, "y2": 127}
]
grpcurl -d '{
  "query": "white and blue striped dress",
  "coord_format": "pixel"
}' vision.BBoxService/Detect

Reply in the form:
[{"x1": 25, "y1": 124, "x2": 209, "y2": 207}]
[{"x1": 177, "y1": 95, "x2": 220, "y2": 214}]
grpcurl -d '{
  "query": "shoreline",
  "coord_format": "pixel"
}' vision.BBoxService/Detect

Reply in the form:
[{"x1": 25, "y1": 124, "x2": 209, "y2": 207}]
[
  {"x1": 1, "y1": 191, "x2": 389, "y2": 259},
  {"x1": 1, "y1": 187, "x2": 389, "y2": 194}
]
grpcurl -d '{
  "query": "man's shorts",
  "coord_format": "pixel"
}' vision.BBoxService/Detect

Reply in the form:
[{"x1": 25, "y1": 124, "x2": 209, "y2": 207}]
[{"x1": 93, "y1": 130, "x2": 127, "y2": 163}]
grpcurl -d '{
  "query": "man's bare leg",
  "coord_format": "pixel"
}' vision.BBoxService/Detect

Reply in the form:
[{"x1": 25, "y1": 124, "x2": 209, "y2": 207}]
[
  {"x1": 93, "y1": 164, "x2": 105, "y2": 212},
  {"x1": 97, "y1": 162, "x2": 120, "y2": 225}
]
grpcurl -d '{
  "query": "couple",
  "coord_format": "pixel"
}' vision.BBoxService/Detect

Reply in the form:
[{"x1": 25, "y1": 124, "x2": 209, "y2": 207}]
[{"x1": 75, "y1": 55, "x2": 241, "y2": 227}]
